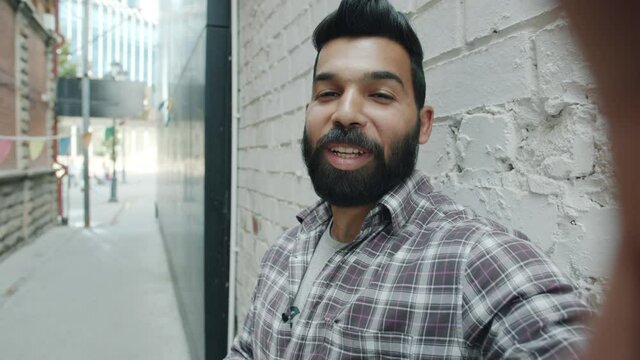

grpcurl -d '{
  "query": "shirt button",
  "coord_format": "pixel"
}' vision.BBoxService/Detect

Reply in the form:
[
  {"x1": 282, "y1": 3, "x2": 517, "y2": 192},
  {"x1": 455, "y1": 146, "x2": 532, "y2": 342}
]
[{"x1": 324, "y1": 317, "x2": 332, "y2": 325}]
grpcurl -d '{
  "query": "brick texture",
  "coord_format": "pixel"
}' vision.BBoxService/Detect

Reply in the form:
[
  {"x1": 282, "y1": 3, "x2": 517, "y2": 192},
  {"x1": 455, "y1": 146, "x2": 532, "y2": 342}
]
[
  {"x1": 0, "y1": 2, "x2": 57, "y2": 261},
  {"x1": 464, "y1": 0, "x2": 558, "y2": 42}
]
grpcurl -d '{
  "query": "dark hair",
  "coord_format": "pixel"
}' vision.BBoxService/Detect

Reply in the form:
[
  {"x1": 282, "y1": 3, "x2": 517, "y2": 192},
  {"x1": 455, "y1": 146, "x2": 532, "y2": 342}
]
[{"x1": 312, "y1": 0, "x2": 426, "y2": 110}]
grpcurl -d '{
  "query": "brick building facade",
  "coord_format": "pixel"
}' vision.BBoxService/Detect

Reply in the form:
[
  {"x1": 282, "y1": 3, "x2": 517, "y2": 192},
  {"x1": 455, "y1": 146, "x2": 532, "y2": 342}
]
[{"x1": 0, "y1": 0, "x2": 58, "y2": 259}]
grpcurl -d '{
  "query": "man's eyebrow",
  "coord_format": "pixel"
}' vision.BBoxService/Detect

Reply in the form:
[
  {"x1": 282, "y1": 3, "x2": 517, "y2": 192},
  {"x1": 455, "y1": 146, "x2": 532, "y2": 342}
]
[
  {"x1": 314, "y1": 72, "x2": 335, "y2": 82},
  {"x1": 313, "y1": 70, "x2": 405, "y2": 88},
  {"x1": 366, "y1": 71, "x2": 405, "y2": 89}
]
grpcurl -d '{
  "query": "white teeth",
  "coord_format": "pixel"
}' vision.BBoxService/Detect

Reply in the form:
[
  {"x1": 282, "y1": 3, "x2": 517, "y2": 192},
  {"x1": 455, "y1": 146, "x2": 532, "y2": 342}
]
[
  {"x1": 330, "y1": 146, "x2": 365, "y2": 159},
  {"x1": 330, "y1": 146, "x2": 365, "y2": 155},
  {"x1": 334, "y1": 153, "x2": 359, "y2": 158}
]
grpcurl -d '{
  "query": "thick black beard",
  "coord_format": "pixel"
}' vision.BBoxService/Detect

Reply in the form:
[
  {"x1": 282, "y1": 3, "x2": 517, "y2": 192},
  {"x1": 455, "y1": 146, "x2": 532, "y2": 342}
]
[{"x1": 301, "y1": 123, "x2": 420, "y2": 207}]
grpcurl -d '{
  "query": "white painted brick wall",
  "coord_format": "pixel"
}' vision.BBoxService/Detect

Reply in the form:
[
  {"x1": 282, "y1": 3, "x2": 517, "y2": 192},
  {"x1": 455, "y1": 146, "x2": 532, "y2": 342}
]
[
  {"x1": 418, "y1": 122, "x2": 457, "y2": 176},
  {"x1": 236, "y1": 0, "x2": 618, "y2": 326},
  {"x1": 457, "y1": 113, "x2": 517, "y2": 172},
  {"x1": 464, "y1": 0, "x2": 558, "y2": 42},
  {"x1": 412, "y1": 0, "x2": 462, "y2": 60},
  {"x1": 534, "y1": 22, "x2": 594, "y2": 100},
  {"x1": 425, "y1": 34, "x2": 536, "y2": 116}
]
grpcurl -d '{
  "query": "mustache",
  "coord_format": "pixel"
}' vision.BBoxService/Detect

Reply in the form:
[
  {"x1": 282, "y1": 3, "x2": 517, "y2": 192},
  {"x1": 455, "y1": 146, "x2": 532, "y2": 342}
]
[{"x1": 315, "y1": 127, "x2": 381, "y2": 153}]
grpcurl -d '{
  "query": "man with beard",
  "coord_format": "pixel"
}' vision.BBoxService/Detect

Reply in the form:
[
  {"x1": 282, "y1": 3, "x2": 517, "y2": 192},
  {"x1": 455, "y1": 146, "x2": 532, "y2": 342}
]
[{"x1": 226, "y1": 0, "x2": 589, "y2": 358}]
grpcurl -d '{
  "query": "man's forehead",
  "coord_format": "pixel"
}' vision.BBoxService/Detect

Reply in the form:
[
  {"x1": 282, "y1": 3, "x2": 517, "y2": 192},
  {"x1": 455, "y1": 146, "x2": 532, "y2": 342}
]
[{"x1": 315, "y1": 37, "x2": 412, "y2": 74}]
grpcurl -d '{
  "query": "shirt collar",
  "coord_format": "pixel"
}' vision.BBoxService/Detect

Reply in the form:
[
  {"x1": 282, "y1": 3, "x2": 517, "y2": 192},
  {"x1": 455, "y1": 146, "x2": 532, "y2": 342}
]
[
  {"x1": 378, "y1": 171, "x2": 434, "y2": 234},
  {"x1": 296, "y1": 171, "x2": 434, "y2": 234}
]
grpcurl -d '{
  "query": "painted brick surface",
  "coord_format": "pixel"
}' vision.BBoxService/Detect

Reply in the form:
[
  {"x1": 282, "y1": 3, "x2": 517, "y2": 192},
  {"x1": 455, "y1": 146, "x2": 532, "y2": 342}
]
[
  {"x1": 464, "y1": 0, "x2": 558, "y2": 41},
  {"x1": 535, "y1": 22, "x2": 594, "y2": 100},
  {"x1": 457, "y1": 113, "x2": 517, "y2": 171},
  {"x1": 235, "y1": 0, "x2": 617, "y2": 327},
  {"x1": 417, "y1": 122, "x2": 456, "y2": 176},
  {"x1": 412, "y1": 0, "x2": 462, "y2": 60},
  {"x1": 425, "y1": 34, "x2": 535, "y2": 116}
]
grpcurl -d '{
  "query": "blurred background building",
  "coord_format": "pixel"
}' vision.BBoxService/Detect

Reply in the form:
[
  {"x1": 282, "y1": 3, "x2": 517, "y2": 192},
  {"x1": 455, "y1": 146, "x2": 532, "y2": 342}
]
[
  {"x1": 0, "y1": 0, "x2": 59, "y2": 259},
  {"x1": 0, "y1": 0, "x2": 159, "y2": 256},
  {"x1": 55, "y1": 0, "x2": 158, "y2": 220},
  {"x1": 58, "y1": 0, "x2": 155, "y2": 84}
]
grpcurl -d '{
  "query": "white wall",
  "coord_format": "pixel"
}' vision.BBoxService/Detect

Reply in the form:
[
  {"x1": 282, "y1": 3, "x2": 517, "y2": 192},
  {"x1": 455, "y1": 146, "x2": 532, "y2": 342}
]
[{"x1": 235, "y1": 0, "x2": 618, "y2": 326}]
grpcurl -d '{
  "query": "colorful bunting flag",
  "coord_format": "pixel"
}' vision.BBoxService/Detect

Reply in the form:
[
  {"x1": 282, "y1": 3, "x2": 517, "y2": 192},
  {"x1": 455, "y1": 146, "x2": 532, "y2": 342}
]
[
  {"x1": 0, "y1": 134, "x2": 72, "y2": 163},
  {"x1": 59, "y1": 137, "x2": 70, "y2": 155},
  {"x1": 105, "y1": 126, "x2": 114, "y2": 141},
  {"x1": 82, "y1": 132, "x2": 92, "y2": 149},
  {"x1": 29, "y1": 140, "x2": 45, "y2": 160}
]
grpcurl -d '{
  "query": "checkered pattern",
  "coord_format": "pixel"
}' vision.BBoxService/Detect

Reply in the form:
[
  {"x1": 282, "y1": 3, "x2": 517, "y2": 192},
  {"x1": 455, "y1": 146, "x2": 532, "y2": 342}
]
[{"x1": 226, "y1": 172, "x2": 590, "y2": 359}]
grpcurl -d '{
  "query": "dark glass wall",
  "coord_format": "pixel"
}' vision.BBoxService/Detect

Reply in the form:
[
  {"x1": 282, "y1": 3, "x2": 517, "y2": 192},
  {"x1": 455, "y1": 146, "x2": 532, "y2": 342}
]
[{"x1": 156, "y1": 0, "x2": 230, "y2": 359}]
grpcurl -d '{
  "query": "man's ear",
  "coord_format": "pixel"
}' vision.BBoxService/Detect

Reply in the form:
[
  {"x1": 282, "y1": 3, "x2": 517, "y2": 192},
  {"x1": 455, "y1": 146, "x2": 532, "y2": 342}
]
[
  {"x1": 305, "y1": 103, "x2": 311, "y2": 123},
  {"x1": 418, "y1": 106, "x2": 434, "y2": 144}
]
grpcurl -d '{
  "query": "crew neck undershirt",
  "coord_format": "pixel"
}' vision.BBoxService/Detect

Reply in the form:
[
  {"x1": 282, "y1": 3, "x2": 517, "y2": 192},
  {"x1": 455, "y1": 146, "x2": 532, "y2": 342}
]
[{"x1": 291, "y1": 220, "x2": 347, "y2": 326}]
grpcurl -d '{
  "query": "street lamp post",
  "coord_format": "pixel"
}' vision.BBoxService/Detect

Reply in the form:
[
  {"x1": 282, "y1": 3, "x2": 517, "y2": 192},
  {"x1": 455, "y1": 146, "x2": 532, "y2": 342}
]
[
  {"x1": 107, "y1": 62, "x2": 126, "y2": 202},
  {"x1": 121, "y1": 120, "x2": 126, "y2": 183},
  {"x1": 81, "y1": 0, "x2": 91, "y2": 227},
  {"x1": 109, "y1": 117, "x2": 118, "y2": 202}
]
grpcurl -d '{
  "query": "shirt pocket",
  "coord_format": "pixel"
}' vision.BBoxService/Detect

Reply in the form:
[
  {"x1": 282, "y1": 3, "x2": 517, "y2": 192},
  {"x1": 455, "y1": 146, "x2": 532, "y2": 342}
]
[{"x1": 325, "y1": 322, "x2": 413, "y2": 360}]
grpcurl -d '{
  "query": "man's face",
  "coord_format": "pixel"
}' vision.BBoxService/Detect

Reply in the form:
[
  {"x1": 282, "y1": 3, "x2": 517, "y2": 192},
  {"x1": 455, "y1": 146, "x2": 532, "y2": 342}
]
[{"x1": 302, "y1": 37, "x2": 433, "y2": 206}]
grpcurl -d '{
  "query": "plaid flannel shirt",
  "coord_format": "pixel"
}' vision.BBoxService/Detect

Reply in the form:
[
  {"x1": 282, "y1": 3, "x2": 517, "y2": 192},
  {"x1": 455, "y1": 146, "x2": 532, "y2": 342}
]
[{"x1": 226, "y1": 172, "x2": 590, "y2": 359}]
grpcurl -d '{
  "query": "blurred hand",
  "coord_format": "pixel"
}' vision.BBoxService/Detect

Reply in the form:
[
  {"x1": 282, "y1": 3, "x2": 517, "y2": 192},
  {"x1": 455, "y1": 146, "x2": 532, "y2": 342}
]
[{"x1": 559, "y1": 1, "x2": 640, "y2": 359}]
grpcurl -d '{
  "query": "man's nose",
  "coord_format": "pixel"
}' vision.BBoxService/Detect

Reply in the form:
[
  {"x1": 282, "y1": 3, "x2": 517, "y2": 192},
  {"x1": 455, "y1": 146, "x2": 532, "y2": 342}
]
[{"x1": 331, "y1": 89, "x2": 366, "y2": 128}]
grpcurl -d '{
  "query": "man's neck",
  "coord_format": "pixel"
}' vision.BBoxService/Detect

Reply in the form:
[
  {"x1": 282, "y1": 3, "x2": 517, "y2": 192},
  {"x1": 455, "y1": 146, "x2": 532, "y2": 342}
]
[{"x1": 330, "y1": 203, "x2": 375, "y2": 243}]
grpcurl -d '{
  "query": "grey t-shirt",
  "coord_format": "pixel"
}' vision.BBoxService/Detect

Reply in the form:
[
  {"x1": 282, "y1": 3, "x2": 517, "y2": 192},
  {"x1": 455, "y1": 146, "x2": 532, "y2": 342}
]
[{"x1": 291, "y1": 221, "x2": 347, "y2": 326}]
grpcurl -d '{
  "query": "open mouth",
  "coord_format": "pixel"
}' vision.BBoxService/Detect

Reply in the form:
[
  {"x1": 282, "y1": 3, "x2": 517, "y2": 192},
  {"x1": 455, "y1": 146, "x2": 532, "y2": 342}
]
[
  {"x1": 329, "y1": 146, "x2": 367, "y2": 158},
  {"x1": 323, "y1": 143, "x2": 373, "y2": 170}
]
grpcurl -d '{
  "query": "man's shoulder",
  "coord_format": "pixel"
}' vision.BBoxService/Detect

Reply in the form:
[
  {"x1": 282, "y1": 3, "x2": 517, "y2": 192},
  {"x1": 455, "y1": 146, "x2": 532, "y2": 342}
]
[
  {"x1": 409, "y1": 189, "x2": 531, "y2": 247},
  {"x1": 258, "y1": 223, "x2": 303, "y2": 266},
  {"x1": 386, "y1": 173, "x2": 504, "y2": 237},
  {"x1": 404, "y1": 191, "x2": 554, "y2": 287}
]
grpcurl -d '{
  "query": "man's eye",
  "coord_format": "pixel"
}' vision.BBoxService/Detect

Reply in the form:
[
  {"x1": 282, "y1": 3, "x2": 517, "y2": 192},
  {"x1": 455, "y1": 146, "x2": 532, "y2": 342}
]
[
  {"x1": 317, "y1": 91, "x2": 340, "y2": 99},
  {"x1": 371, "y1": 93, "x2": 394, "y2": 100}
]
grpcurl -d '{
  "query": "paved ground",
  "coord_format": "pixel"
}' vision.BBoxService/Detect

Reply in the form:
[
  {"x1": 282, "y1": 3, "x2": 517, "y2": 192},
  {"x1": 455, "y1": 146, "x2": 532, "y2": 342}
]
[{"x1": 0, "y1": 174, "x2": 191, "y2": 360}]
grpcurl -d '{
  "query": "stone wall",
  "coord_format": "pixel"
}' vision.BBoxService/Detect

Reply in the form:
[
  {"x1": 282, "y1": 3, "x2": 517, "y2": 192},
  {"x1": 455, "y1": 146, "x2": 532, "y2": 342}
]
[
  {"x1": 0, "y1": 173, "x2": 58, "y2": 258},
  {"x1": 235, "y1": 0, "x2": 617, "y2": 326}
]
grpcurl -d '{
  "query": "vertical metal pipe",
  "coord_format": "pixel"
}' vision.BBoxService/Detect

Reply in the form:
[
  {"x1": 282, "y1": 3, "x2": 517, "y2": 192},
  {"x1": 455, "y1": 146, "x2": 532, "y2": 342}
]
[
  {"x1": 228, "y1": 0, "x2": 239, "y2": 349},
  {"x1": 121, "y1": 123, "x2": 126, "y2": 183},
  {"x1": 109, "y1": 117, "x2": 118, "y2": 202},
  {"x1": 81, "y1": 0, "x2": 90, "y2": 227},
  {"x1": 54, "y1": 0, "x2": 64, "y2": 221}
]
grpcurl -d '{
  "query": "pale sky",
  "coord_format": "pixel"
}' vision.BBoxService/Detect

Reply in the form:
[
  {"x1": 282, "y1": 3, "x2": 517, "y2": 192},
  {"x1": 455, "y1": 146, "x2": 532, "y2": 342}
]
[{"x1": 138, "y1": 0, "x2": 158, "y2": 22}]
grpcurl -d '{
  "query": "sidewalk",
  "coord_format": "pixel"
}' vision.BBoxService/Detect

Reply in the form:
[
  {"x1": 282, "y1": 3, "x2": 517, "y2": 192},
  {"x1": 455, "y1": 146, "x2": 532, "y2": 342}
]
[{"x1": 0, "y1": 174, "x2": 191, "y2": 360}]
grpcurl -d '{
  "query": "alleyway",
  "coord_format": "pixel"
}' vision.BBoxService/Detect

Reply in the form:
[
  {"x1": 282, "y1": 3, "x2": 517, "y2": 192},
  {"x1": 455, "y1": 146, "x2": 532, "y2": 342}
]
[{"x1": 0, "y1": 175, "x2": 191, "y2": 360}]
